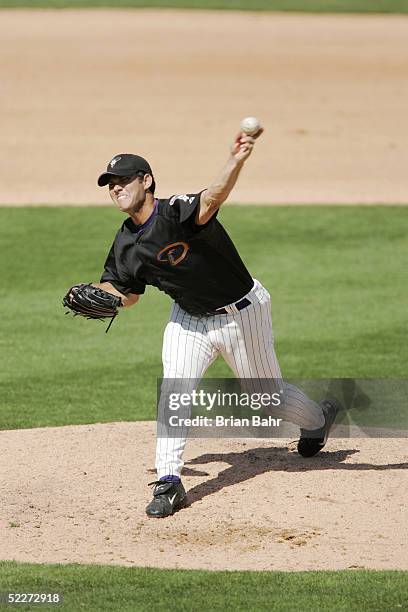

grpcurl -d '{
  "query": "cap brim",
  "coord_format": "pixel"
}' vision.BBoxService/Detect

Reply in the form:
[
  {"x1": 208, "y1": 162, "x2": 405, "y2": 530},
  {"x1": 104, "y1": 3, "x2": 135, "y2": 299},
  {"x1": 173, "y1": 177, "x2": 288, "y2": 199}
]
[{"x1": 97, "y1": 172, "x2": 120, "y2": 187}]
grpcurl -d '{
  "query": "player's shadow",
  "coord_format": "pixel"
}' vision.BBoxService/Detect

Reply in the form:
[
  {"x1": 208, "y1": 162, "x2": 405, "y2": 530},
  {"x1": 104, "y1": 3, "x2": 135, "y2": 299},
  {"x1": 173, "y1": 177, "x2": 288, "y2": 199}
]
[{"x1": 184, "y1": 446, "x2": 408, "y2": 505}]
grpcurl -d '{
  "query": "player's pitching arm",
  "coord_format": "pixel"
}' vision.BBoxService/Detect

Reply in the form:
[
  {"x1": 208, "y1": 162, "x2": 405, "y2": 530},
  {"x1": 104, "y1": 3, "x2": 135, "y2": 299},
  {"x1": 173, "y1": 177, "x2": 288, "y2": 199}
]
[{"x1": 196, "y1": 127, "x2": 263, "y2": 226}]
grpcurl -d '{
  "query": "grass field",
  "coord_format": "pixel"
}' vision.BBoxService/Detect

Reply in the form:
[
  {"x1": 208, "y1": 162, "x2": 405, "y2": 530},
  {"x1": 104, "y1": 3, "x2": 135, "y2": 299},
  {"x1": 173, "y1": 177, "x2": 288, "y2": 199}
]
[
  {"x1": 0, "y1": 562, "x2": 407, "y2": 611},
  {"x1": 1, "y1": 0, "x2": 408, "y2": 13},
  {"x1": 0, "y1": 205, "x2": 406, "y2": 430}
]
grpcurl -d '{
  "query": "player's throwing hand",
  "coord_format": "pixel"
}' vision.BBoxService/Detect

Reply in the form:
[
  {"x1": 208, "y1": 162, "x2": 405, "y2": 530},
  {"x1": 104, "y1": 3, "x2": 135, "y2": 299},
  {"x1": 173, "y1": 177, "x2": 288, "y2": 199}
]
[{"x1": 231, "y1": 127, "x2": 264, "y2": 163}]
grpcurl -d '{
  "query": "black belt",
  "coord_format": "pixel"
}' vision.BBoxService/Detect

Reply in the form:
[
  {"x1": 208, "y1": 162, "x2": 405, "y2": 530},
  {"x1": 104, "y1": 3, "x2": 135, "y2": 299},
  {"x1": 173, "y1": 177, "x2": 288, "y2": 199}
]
[{"x1": 215, "y1": 297, "x2": 251, "y2": 315}]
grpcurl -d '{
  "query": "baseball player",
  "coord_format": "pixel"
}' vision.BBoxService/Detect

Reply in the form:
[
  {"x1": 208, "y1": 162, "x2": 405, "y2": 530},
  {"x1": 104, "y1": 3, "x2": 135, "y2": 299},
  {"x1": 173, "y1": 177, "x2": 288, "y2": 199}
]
[{"x1": 63, "y1": 126, "x2": 339, "y2": 518}]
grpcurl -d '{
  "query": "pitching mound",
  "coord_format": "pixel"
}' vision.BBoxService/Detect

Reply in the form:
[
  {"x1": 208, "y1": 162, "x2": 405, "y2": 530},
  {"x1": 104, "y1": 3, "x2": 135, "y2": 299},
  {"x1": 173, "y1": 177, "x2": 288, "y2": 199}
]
[{"x1": 0, "y1": 422, "x2": 407, "y2": 571}]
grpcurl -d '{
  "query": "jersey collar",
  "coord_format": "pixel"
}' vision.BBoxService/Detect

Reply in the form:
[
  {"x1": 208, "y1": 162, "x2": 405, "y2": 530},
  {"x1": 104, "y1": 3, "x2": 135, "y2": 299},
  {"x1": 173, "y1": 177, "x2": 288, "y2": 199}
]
[{"x1": 132, "y1": 198, "x2": 159, "y2": 235}]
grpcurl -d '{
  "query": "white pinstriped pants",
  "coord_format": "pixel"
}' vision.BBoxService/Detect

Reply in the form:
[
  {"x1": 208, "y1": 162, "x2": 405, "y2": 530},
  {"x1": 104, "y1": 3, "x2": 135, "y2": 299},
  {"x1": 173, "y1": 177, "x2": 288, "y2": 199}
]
[{"x1": 156, "y1": 279, "x2": 324, "y2": 478}]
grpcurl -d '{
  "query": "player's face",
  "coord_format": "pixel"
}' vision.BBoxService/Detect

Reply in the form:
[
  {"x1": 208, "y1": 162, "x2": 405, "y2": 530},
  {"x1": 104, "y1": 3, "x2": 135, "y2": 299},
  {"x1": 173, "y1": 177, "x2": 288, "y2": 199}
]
[{"x1": 108, "y1": 175, "x2": 146, "y2": 213}]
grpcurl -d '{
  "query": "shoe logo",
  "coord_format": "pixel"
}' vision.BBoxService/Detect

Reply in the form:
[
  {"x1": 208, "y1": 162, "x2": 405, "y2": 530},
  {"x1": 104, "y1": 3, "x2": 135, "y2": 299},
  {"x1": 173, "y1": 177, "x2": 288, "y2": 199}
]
[
  {"x1": 157, "y1": 242, "x2": 189, "y2": 266},
  {"x1": 168, "y1": 493, "x2": 177, "y2": 506}
]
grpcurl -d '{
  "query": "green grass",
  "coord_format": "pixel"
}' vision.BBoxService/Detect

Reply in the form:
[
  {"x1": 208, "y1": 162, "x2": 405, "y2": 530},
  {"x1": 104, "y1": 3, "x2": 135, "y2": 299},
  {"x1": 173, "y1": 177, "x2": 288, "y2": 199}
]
[
  {"x1": 0, "y1": 205, "x2": 406, "y2": 429},
  {"x1": 0, "y1": 562, "x2": 407, "y2": 611},
  {"x1": 1, "y1": 0, "x2": 408, "y2": 14}
]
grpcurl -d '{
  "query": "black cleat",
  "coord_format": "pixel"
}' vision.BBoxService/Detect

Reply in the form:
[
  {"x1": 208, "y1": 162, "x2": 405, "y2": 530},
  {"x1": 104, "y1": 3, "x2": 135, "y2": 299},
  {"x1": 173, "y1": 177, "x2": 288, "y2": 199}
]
[
  {"x1": 297, "y1": 398, "x2": 341, "y2": 458},
  {"x1": 145, "y1": 480, "x2": 187, "y2": 518}
]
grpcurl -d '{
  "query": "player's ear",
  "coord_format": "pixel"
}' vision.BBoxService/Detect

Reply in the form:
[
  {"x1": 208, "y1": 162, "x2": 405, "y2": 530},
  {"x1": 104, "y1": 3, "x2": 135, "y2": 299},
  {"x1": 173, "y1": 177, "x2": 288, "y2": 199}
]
[{"x1": 143, "y1": 174, "x2": 153, "y2": 191}]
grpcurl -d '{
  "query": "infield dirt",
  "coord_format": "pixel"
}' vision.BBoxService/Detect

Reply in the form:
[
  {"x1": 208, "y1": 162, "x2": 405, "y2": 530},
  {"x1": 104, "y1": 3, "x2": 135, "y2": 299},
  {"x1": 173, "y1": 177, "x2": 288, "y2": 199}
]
[
  {"x1": 0, "y1": 422, "x2": 407, "y2": 571},
  {"x1": 1, "y1": 9, "x2": 408, "y2": 204}
]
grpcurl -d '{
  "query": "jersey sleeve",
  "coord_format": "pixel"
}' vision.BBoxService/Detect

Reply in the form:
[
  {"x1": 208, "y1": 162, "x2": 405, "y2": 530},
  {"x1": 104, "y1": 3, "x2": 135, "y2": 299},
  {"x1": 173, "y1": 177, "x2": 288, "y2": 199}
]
[
  {"x1": 168, "y1": 191, "x2": 218, "y2": 233},
  {"x1": 100, "y1": 242, "x2": 146, "y2": 295}
]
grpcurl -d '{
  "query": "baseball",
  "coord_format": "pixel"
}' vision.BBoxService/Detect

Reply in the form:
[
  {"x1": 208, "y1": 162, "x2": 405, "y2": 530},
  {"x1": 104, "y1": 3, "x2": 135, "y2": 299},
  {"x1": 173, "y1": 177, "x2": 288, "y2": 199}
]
[{"x1": 240, "y1": 116, "x2": 261, "y2": 136}]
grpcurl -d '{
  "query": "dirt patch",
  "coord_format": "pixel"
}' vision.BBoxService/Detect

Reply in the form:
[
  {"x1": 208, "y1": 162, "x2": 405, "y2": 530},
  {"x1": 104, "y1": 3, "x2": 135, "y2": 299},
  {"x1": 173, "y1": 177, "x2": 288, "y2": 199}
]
[
  {"x1": 1, "y1": 10, "x2": 408, "y2": 205},
  {"x1": 0, "y1": 421, "x2": 407, "y2": 571}
]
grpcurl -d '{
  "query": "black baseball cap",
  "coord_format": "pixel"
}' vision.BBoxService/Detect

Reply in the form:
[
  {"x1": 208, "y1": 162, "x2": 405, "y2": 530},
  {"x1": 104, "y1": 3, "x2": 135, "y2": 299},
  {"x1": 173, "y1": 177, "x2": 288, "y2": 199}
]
[{"x1": 97, "y1": 153, "x2": 153, "y2": 187}]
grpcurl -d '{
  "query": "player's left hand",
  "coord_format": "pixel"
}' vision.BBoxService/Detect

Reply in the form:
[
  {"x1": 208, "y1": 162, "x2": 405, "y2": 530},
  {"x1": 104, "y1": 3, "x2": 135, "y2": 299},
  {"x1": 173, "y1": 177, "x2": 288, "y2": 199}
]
[
  {"x1": 62, "y1": 283, "x2": 123, "y2": 331},
  {"x1": 230, "y1": 127, "x2": 264, "y2": 163}
]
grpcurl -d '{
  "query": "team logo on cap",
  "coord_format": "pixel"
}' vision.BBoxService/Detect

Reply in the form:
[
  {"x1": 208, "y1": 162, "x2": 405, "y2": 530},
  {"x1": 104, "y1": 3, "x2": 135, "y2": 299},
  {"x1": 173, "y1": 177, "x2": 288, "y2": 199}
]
[
  {"x1": 110, "y1": 156, "x2": 121, "y2": 168},
  {"x1": 157, "y1": 242, "x2": 189, "y2": 266}
]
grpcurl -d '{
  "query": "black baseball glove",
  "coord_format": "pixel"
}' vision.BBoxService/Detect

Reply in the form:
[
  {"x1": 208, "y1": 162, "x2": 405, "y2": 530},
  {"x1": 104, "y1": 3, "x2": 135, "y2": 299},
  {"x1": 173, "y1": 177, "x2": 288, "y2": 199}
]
[{"x1": 63, "y1": 283, "x2": 123, "y2": 332}]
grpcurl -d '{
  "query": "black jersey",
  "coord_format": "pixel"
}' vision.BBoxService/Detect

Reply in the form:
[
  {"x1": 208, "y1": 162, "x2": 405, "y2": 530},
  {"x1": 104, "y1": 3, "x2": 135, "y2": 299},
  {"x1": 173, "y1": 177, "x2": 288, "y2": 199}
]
[{"x1": 100, "y1": 192, "x2": 254, "y2": 316}]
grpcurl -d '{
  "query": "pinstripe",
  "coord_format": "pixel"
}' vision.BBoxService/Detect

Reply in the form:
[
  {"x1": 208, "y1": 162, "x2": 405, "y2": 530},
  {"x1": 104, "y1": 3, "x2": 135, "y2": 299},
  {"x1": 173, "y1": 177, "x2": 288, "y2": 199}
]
[
  {"x1": 237, "y1": 308, "x2": 260, "y2": 400},
  {"x1": 254, "y1": 295, "x2": 272, "y2": 377},
  {"x1": 159, "y1": 331, "x2": 170, "y2": 474},
  {"x1": 241, "y1": 303, "x2": 265, "y2": 378},
  {"x1": 156, "y1": 306, "x2": 219, "y2": 478},
  {"x1": 245, "y1": 296, "x2": 274, "y2": 396},
  {"x1": 171, "y1": 312, "x2": 194, "y2": 475},
  {"x1": 259, "y1": 299, "x2": 278, "y2": 377},
  {"x1": 263, "y1": 301, "x2": 281, "y2": 377},
  {"x1": 258, "y1": 294, "x2": 280, "y2": 397},
  {"x1": 169, "y1": 310, "x2": 182, "y2": 474},
  {"x1": 221, "y1": 314, "x2": 241, "y2": 376},
  {"x1": 160, "y1": 304, "x2": 176, "y2": 476},
  {"x1": 231, "y1": 314, "x2": 245, "y2": 378},
  {"x1": 248, "y1": 306, "x2": 268, "y2": 378},
  {"x1": 174, "y1": 310, "x2": 186, "y2": 375},
  {"x1": 164, "y1": 304, "x2": 184, "y2": 475},
  {"x1": 156, "y1": 280, "x2": 324, "y2": 478}
]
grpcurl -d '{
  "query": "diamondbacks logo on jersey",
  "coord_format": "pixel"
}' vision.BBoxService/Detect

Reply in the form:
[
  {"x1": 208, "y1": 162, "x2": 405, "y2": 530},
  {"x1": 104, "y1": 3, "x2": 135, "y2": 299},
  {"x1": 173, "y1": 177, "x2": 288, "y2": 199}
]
[{"x1": 157, "y1": 242, "x2": 189, "y2": 266}]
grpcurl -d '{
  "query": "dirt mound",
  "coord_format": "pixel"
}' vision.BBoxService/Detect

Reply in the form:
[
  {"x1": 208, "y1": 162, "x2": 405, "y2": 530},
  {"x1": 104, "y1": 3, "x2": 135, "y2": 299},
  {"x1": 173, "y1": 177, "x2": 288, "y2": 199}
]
[{"x1": 1, "y1": 421, "x2": 406, "y2": 570}]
